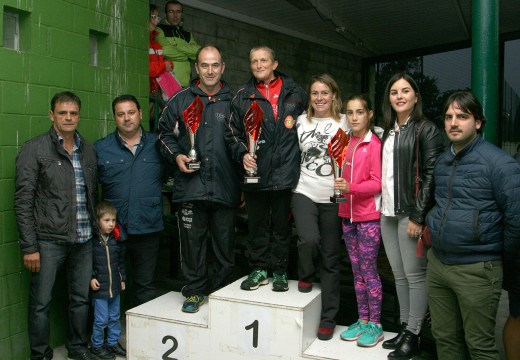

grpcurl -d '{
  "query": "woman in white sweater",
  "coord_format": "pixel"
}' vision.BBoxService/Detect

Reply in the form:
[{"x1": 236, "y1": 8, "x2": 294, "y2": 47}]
[{"x1": 291, "y1": 73, "x2": 349, "y2": 340}]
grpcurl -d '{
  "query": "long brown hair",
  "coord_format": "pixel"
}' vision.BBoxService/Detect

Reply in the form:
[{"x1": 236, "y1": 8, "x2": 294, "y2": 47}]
[{"x1": 306, "y1": 74, "x2": 342, "y2": 121}]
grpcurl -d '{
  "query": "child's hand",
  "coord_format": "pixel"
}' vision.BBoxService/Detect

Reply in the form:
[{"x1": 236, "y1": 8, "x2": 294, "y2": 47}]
[
  {"x1": 334, "y1": 178, "x2": 349, "y2": 193},
  {"x1": 90, "y1": 279, "x2": 100, "y2": 290},
  {"x1": 121, "y1": 281, "x2": 126, "y2": 291}
]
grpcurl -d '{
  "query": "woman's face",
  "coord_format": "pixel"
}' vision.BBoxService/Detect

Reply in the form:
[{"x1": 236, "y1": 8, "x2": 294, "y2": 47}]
[
  {"x1": 346, "y1": 99, "x2": 372, "y2": 137},
  {"x1": 310, "y1": 81, "x2": 334, "y2": 118},
  {"x1": 150, "y1": 9, "x2": 161, "y2": 30},
  {"x1": 389, "y1": 78, "x2": 418, "y2": 118}
]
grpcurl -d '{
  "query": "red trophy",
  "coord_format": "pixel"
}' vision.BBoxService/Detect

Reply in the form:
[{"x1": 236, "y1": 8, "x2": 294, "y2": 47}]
[
  {"x1": 183, "y1": 95, "x2": 204, "y2": 170},
  {"x1": 243, "y1": 101, "x2": 264, "y2": 184},
  {"x1": 328, "y1": 128, "x2": 349, "y2": 203}
]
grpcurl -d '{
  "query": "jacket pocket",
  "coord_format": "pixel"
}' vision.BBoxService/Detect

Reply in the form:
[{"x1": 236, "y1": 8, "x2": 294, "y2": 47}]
[{"x1": 139, "y1": 196, "x2": 162, "y2": 228}]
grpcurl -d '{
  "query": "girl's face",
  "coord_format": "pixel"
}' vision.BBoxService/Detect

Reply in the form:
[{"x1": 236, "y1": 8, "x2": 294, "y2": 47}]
[
  {"x1": 389, "y1": 78, "x2": 418, "y2": 118},
  {"x1": 346, "y1": 99, "x2": 372, "y2": 137},
  {"x1": 310, "y1": 81, "x2": 335, "y2": 118}
]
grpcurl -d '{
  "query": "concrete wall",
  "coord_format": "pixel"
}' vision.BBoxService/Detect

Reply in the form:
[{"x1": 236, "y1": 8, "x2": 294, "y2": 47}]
[{"x1": 153, "y1": 1, "x2": 362, "y2": 96}]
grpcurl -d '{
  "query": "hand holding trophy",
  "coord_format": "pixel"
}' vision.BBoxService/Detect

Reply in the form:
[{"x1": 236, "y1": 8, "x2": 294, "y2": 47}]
[
  {"x1": 243, "y1": 101, "x2": 264, "y2": 184},
  {"x1": 328, "y1": 128, "x2": 349, "y2": 203},
  {"x1": 183, "y1": 95, "x2": 204, "y2": 170}
]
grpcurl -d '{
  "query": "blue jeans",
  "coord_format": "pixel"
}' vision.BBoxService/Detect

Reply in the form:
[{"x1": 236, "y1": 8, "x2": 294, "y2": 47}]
[
  {"x1": 91, "y1": 296, "x2": 121, "y2": 348},
  {"x1": 28, "y1": 240, "x2": 92, "y2": 360}
]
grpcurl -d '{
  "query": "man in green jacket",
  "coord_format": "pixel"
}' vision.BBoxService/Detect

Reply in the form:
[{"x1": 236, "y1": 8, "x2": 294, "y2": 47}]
[{"x1": 155, "y1": 0, "x2": 200, "y2": 87}]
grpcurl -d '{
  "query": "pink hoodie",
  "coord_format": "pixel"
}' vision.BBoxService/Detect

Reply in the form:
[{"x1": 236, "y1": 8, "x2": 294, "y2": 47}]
[{"x1": 338, "y1": 131, "x2": 382, "y2": 222}]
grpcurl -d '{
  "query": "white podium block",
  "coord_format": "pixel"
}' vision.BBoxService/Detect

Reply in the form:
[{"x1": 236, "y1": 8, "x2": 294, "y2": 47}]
[
  {"x1": 126, "y1": 291, "x2": 210, "y2": 359},
  {"x1": 303, "y1": 326, "x2": 395, "y2": 359},
  {"x1": 208, "y1": 277, "x2": 322, "y2": 359}
]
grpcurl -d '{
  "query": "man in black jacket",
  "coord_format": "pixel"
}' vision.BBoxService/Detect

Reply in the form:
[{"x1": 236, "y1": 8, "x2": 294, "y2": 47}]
[
  {"x1": 226, "y1": 46, "x2": 307, "y2": 292},
  {"x1": 158, "y1": 45, "x2": 239, "y2": 313},
  {"x1": 14, "y1": 92, "x2": 98, "y2": 360}
]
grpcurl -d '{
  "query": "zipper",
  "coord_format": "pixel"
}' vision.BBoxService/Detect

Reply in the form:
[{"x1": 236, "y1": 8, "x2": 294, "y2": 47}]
[
  {"x1": 103, "y1": 238, "x2": 113, "y2": 299},
  {"x1": 348, "y1": 138, "x2": 363, "y2": 222},
  {"x1": 396, "y1": 130, "x2": 401, "y2": 210}
]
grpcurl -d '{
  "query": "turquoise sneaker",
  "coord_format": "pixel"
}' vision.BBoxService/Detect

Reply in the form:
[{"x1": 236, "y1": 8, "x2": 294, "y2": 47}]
[
  {"x1": 240, "y1": 269, "x2": 268, "y2": 290},
  {"x1": 181, "y1": 294, "x2": 205, "y2": 313},
  {"x1": 357, "y1": 321, "x2": 384, "y2": 347},
  {"x1": 340, "y1": 319, "x2": 368, "y2": 341}
]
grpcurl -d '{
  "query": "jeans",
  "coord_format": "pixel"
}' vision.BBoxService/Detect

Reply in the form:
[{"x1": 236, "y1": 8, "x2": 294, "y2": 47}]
[
  {"x1": 122, "y1": 233, "x2": 160, "y2": 306},
  {"x1": 291, "y1": 193, "x2": 341, "y2": 328},
  {"x1": 381, "y1": 215, "x2": 427, "y2": 334},
  {"x1": 29, "y1": 240, "x2": 92, "y2": 360},
  {"x1": 91, "y1": 296, "x2": 121, "y2": 348},
  {"x1": 427, "y1": 250, "x2": 502, "y2": 360}
]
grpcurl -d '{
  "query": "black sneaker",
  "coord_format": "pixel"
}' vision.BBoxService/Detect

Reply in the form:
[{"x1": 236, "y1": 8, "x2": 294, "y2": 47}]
[
  {"x1": 69, "y1": 350, "x2": 101, "y2": 360},
  {"x1": 240, "y1": 269, "x2": 268, "y2": 290},
  {"x1": 106, "y1": 342, "x2": 126, "y2": 357},
  {"x1": 272, "y1": 271, "x2": 289, "y2": 292},
  {"x1": 89, "y1": 346, "x2": 114, "y2": 360}
]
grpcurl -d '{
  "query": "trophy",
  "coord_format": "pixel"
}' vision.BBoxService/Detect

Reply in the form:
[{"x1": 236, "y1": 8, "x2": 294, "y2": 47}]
[
  {"x1": 328, "y1": 128, "x2": 349, "y2": 203},
  {"x1": 243, "y1": 101, "x2": 264, "y2": 184},
  {"x1": 183, "y1": 95, "x2": 204, "y2": 170}
]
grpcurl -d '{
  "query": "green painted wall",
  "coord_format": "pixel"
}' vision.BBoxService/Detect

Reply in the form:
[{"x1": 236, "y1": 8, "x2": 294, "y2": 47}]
[{"x1": 0, "y1": 0, "x2": 148, "y2": 358}]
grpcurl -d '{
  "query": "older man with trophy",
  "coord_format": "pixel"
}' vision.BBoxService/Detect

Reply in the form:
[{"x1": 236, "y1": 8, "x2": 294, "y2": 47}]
[
  {"x1": 158, "y1": 45, "x2": 239, "y2": 314},
  {"x1": 226, "y1": 45, "x2": 307, "y2": 292}
]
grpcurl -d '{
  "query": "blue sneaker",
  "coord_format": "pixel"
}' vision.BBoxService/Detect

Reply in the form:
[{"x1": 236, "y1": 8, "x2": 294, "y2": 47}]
[
  {"x1": 241, "y1": 269, "x2": 268, "y2": 290},
  {"x1": 357, "y1": 321, "x2": 384, "y2": 347},
  {"x1": 340, "y1": 319, "x2": 368, "y2": 341},
  {"x1": 181, "y1": 294, "x2": 205, "y2": 313}
]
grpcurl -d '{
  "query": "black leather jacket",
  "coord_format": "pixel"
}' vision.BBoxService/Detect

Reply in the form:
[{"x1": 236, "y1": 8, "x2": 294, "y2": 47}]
[
  {"x1": 382, "y1": 119, "x2": 444, "y2": 225},
  {"x1": 15, "y1": 127, "x2": 98, "y2": 254}
]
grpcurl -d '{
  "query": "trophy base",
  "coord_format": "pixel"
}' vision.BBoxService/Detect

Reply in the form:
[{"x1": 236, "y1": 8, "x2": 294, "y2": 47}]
[
  {"x1": 330, "y1": 196, "x2": 346, "y2": 203},
  {"x1": 187, "y1": 162, "x2": 201, "y2": 170},
  {"x1": 244, "y1": 176, "x2": 260, "y2": 184}
]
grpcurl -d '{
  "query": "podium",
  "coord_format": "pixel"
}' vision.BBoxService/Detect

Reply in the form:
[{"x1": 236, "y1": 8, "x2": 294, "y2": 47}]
[{"x1": 126, "y1": 277, "x2": 395, "y2": 359}]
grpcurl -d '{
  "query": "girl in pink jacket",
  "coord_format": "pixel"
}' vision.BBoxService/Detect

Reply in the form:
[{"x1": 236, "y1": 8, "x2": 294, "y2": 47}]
[{"x1": 334, "y1": 94, "x2": 383, "y2": 348}]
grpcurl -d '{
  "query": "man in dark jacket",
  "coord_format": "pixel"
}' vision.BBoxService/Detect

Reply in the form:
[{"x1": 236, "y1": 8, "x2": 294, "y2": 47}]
[
  {"x1": 426, "y1": 91, "x2": 520, "y2": 360},
  {"x1": 158, "y1": 45, "x2": 239, "y2": 313},
  {"x1": 15, "y1": 91, "x2": 98, "y2": 360},
  {"x1": 95, "y1": 95, "x2": 165, "y2": 306},
  {"x1": 226, "y1": 45, "x2": 307, "y2": 292}
]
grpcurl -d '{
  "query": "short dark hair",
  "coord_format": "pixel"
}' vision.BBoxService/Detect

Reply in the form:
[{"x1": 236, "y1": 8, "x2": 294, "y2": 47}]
[
  {"x1": 96, "y1": 200, "x2": 117, "y2": 219},
  {"x1": 165, "y1": 0, "x2": 182, "y2": 13},
  {"x1": 381, "y1": 72, "x2": 424, "y2": 128},
  {"x1": 150, "y1": 4, "x2": 158, "y2": 14},
  {"x1": 111, "y1": 94, "x2": 141, "y2": 115},
  {"x1": 442, "y1": 91, "x2": 486, "y2": 134},
  {"x1": 51, "y1": 91, "x2": 81, "y2": 111},
  {"x1": 195, "y1": 44, "x2": 223, "y2": 64}
]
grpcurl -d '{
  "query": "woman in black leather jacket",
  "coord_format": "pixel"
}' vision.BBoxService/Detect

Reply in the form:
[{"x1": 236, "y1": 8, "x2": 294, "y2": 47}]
[{"x1": 379, "y1": 73, "x2": 443, "y2": 359}]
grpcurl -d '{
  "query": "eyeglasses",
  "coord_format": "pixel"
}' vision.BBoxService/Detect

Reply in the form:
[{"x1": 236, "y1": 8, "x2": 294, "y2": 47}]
[
  {"x1": 150, "y1": 15, "x2": 161, "y2": 20},
  {"x1": 166, "y1": 10, "x2": 183, "y2": 14}
]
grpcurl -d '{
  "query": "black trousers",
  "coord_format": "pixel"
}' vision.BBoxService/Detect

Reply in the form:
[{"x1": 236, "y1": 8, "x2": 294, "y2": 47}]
[
  {"x1": 243, "y1": 189, "x2": 292, "y2": 273},
  {"x1": 291, "y1": 193, "x2": 342, "y2": 328},
  {"x1": 177, "y1": 201, "x2": 236, "y2": 297}
]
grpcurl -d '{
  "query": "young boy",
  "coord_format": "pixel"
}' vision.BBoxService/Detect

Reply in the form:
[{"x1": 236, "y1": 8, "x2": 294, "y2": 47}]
[{"x1": 90, "y1": 201, "x2": 127, "y2": 359}]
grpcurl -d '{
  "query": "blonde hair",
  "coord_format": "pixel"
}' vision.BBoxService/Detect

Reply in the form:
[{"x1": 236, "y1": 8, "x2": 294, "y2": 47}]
[{"x1": 306, "y1": 74, "x2": 342, "y2": 121}]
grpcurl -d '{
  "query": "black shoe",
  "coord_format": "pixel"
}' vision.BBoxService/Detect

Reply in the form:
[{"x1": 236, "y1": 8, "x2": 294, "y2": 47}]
[
  {"x1": 68, "y1": 350, "x2": 99, "y2": 360},
  {"x1": 89, "y1": 346, "x2": 115, "y2": 360},
  {"x1": 106, "y1": 342, "x2": 127, "y2": 357},
  {"x1": 387, "y1": 330, "x2": 420, "y2": 360},
  {"x1": 382, "y1": 322, "x2": 407, "y2": 349}
]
